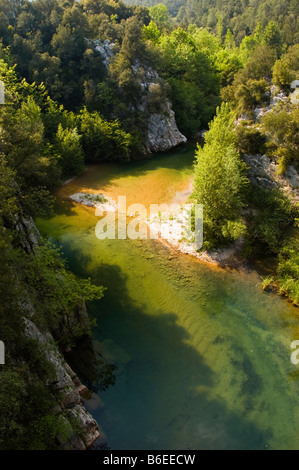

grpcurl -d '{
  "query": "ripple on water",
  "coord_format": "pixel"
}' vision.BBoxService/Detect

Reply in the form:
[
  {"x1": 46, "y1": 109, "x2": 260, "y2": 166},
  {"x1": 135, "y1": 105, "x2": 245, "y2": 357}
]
[{"x1": 36, "y1": 149, "x2": 299, "y2": 450}]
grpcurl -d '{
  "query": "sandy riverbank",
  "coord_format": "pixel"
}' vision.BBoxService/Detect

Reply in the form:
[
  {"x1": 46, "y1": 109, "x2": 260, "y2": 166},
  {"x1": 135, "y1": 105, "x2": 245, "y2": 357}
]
[{"x1": 69, "y1": 190, "x2": 245, "y2": 269}]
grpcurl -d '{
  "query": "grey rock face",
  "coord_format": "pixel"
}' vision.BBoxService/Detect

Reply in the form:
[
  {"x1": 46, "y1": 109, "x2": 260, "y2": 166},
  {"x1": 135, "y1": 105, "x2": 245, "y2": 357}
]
[
  {"x1": 24, "y1": 318, "x2": 101, "y2": 449},
  {"x1": 239, "y1": 85, "x2": 299, "y2": 203},
  {"x1": 146, "y1": 101, "x2": 187, "y2": 153},
  {"x1": 131, "y1": 61, "x2": 187, "y2": 153},
  {"x1": 15, "y1": 215, "x2": 40, "y2": 252},
  {"x1": 87, "y1": 38, "x2": 115, "y2": 67},
  {"x1": 85, "y1": 40, "x2": 187, "y2": 154},
  {"x1": 243, "y1": 153, "x2": 299, "y2": 203}
]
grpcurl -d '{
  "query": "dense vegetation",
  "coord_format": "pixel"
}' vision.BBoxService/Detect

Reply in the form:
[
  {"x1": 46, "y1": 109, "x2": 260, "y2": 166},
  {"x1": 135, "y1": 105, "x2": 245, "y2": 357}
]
[
  {"x1": 126, "y1": 0, "x2": 299, "y2": 45},
  {"x1": 0, "y1": 36, "x2": 105, "y2": 449},
  {"x1": 0, "y1": 0, "x2": 299, "y2": 449},
  {"x1": 193, "y1": 103, "x2": 249, "y2": 249},
  {"x1": 0, "y1": 0, "x2": 225, "y2": 152}
]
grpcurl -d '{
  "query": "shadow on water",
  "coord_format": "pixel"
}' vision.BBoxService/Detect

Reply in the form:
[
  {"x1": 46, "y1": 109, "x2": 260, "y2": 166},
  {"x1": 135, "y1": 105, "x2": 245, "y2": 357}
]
[
  {"x1": 59, "y1": 241, "x2": 272, "y2": 450},
  {"x1": 60, "y1": 146, "x2": 196, "y2": 195}
]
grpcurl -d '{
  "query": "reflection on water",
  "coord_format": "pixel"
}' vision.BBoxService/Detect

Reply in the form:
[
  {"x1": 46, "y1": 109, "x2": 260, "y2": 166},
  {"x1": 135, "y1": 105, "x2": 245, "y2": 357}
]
[{"x1": 37, "y1": 148, "x2": 299, "y2": 450}]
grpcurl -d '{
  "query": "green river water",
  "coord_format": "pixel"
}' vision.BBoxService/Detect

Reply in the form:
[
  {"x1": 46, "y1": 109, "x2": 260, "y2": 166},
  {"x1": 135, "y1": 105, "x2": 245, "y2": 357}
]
[{"x1": 36, "y1": 147, "x2": 299, "y2": 450}]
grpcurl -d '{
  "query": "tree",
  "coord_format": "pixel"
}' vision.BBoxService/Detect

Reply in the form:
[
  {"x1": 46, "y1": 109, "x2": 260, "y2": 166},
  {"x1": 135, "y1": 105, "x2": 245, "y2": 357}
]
[
  {"x1": 79, "y1": 108, "x2": 132, "y2": 162},
  {"x1": 193, "y1": 103, "x2": 248, "y2": 248},
  {"x1": 1, "y1": 96, "x2": 56, "y2": 187},
  {"x1": 262, "y1": 103, "x2": 299, "y2": 173},
  {"x1": 234, "y1": 78, "x2": 269, "y2": 117},
  {"x1": 120, "y1": 15, "x2": 146, "y2": 61},
  {"x1": 263, "y1": 21, "x2": 282, "y2": 57},
  {"x1": 149, "y1": 4, "x2": 169, "y2": 26},
  {"x1": 156, "y1": 27, "x2": 221, "y2": 135},
  {"x1": 55, "y1": 124, "x2": 84, "y2": 178},
  {"x1": 142, "y1": 20, "x2": 161, "y2": 43},
  {"x1": 273, "y1": 44, "x2": 299, "y2": 90}
]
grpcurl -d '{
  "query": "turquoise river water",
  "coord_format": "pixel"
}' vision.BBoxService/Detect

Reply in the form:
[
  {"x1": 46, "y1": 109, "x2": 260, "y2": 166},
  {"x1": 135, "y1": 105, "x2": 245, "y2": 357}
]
[{"x1": 36, "y1": 147, "x2": 299, "y2": 450}]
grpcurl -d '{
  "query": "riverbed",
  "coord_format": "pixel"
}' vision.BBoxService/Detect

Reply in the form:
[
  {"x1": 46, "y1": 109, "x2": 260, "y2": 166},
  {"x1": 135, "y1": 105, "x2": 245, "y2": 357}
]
[{"x1": 36, "y1": 146, "x2": 299, "y2": 450}]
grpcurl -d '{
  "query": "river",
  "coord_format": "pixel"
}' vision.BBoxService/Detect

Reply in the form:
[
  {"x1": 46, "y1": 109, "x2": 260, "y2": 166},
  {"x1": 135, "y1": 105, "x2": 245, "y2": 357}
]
[{"x1": 36, "y1": 146, "x2": 299, "y2": 450}]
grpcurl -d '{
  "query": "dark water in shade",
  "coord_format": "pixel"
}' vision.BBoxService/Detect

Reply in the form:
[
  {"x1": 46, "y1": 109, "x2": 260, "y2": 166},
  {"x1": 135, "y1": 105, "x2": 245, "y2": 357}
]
[{"x1": 36, "y1": 148, "x2": 299, "y2": 450}]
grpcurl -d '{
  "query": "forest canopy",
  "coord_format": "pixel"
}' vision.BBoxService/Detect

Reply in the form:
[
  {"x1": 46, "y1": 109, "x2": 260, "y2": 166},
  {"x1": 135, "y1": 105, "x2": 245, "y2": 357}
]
[{"x1": 0, "y1": 0, "x2": 299, "y2": 449}]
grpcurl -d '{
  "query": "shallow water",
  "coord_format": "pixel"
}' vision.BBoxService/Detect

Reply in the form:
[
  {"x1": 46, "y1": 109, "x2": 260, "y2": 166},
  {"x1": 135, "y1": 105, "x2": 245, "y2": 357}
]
[{"x1": 37, "y1": 147, "x2": 299, "y2": 450}]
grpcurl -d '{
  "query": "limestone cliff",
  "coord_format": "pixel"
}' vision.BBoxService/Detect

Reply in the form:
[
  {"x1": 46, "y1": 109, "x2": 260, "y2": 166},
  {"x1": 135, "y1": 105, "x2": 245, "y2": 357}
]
[
  {"x1": 14, "y1": 214, "x2": 105, "y2": 450},
  {"x1": 240, "y1": 86, "x2": 299, "y2": 204},
  {"x1": 24, "y1": 318, "x2": 103, "y2": 450},
  {"x1": 243, "y1": 153, "x2": 299, "y2": 204},
  {"x1": 90, "y1": 39, "x2": 187, "y2": 154},
  {"x1": 146, "y1": 101, "x2": 187, "y2": 153},
  {"x1": 130, "y1": 62, "x2": 187, "y2": 153}
]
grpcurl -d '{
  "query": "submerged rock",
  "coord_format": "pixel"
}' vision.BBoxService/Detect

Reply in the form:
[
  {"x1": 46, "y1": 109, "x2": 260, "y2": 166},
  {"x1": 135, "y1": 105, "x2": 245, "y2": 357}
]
[{"x1": 70, "y1": 192, "x2": 117, "y2": 212}]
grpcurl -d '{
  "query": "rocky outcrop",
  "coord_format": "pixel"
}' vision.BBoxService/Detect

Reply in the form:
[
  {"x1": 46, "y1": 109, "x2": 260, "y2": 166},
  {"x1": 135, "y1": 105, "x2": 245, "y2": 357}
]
[
  {"x1": 131, "y1": 62, "x2": 187, "y2": 153},
  {"x1": 87, "y1": 38, "x2": 187, "y2": 154},
  {"x1": 241, "y1": 85, "x2": 299, "y2": 203},
  {"x1": 13, "y1": 210, "x2": 106, "y2": 449},
  {"x1": 254, "y1": 87, "x2": 289, "y2": 121},
  {"x1": 24, "y1": 318, "x2": 104, "y2": 449},
  {"x1": 15, "y1": 215, "x2": 41, "y2": 252},
  {"x1": 145, "y1": 100, "x2": 187, "y2": 153},
  {"x1": 89, "y1": 38, "x2": 115, "y2": 67},
  {"x1": 243, "y1": 153, "x2": 299, "y2": 203}
]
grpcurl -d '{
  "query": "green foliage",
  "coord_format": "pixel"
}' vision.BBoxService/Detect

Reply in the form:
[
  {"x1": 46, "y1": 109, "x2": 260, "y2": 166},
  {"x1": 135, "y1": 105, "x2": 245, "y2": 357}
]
[
  {"x1": 80, "y1": 108, "x2": 133, "y2": 162},
  {"x1": 193, "y1": 103, "x2": 249, "y2": 248},
  {"x1": 55, "y1": 123, "x2": 85, "y2": 178},
  {"x1": 149, "y1": 3, "x2": 169, "y2": 26},
  {"x1": 0, "y1": 237, "x2": 25, "y2": 345},
  {"x1": 139, "y1": 0, "x2": 299, "y2": 47},
  {"x1": 261, "y1": 275, "x2": 275, "y2": 291},
  {"x1": 0, "y1": 155, "x2": 17, "y2": 226},
  {"x1": 276, "y1": 238, "x2": 299, "y2": 305},
  {"x1": 142, "y1": 20, "x2": 161, "y2": 43},
  {"x1": 263, "y1": 21, "x2": 282, "y2": 57},
  {"x1": 261, "y1": 103, "x2": 299, "y2": 172},
  {"x1": 272, "y1": 58, "x2": 295, "y2": 90},
  {"x1": 221, "y1": 44, "x2": 275, "y2": 118},
  {"x1": 0, "y1": 368, "x2": 72, "y2": 450},
  {"x1": 235, "y1": 79, "x2": 270, "y2": 118},
  {"x1": 120, "y1": 15, "x2": 147, "y2": 61},
  {"x1": 235, "y1": 122, "x2": 266, "y2": 155},
  {"x1": 272, "y1": 44, "x2": 299, "y2": 90},
  {"x1": 246, "y1": 186, "x2": 296, "y2": 252},
  {"x1": 154, "y1": 27, "x2": 221, "y2": 135},
  {"x1": 0, "y1": 76, "x2": 61, "y2": 212},
  {"x1": 20, "y1": 241, "x2": 104, "y2": 333},
  {"x1": 167, "y1": 77, "x2": 206, "y2": 136}
]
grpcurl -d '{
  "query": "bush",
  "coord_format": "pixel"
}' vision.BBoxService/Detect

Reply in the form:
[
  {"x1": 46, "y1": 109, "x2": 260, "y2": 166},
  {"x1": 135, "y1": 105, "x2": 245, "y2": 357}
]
[
  {"x1": 80, "y1": 108, "x2": 133, "y2": 162},
  {"x1": 236, "y1": 122, "x2": 266, "y2": 155},
  {"x1": 246, "y1": 187, "x2": 296, "y2": 252},
  {"x1": 276, "y1": 239, "x2": 299, "y2": 305},
  {"x1": 55, "y1": 124, "x2": 85, "y2": 178},
  {"x1": 193, "y1": 103, "x2": 249, "y2": 248}
]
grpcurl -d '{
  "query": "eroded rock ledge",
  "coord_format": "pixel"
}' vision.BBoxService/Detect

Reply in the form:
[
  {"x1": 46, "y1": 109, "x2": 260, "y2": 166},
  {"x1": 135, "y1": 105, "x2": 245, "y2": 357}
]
[
  {"x1": 15, "y1": 214, "x2": 106, "y2": 450},
  {"x1": 24, "y1": 318, "x2": 104, "y2": 450}
]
